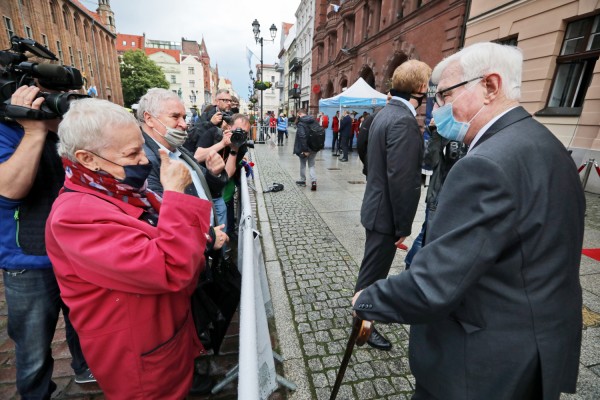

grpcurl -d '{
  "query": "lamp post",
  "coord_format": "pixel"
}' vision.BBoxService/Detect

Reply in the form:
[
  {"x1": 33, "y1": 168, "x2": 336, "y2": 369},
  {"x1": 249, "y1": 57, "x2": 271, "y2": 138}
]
[{"x1": 252, "y1": 19, "x2": 277, "y2": 143}]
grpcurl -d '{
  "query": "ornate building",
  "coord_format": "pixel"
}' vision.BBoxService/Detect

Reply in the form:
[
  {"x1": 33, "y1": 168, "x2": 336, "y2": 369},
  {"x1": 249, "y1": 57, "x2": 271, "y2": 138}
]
[
  {"x1": 1, "y1": 0, "x2": 123, "y2": 104},
  {"x1": 311, "y1": 0, "x2": 468, "y2": 114},
  {"x1": 465, "y1": 0, "x2": 600, "y2": 193}
]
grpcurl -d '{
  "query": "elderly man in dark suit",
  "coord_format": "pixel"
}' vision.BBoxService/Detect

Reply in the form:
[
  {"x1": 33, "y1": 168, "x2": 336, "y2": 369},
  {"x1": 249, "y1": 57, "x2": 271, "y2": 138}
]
[
  {"x1": 353, "y1": 42, "x2": 585, "y2": 399},
  {"x1": 354, "y1": 60, "x2": 431, "y2": 350},
  {"x1": 338, "y1": 110, "x2": 353, "y2": 162}
]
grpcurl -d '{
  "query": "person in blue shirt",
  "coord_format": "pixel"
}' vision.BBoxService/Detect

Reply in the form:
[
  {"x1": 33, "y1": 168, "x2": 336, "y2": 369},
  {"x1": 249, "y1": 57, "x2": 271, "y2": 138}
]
[{"x1": 0, "y1": 85, "x2": 93, "y2": 398}]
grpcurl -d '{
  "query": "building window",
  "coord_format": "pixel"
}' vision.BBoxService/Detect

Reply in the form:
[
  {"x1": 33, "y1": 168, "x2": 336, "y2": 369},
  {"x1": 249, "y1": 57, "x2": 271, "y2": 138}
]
[
  {"x1": 41, "y1": 34, "x2": 49, "y2": 48},
  {"x1": 49, "y1": 1, "x2": 57, "y2": 24},
  {"x1": 189, "y1": 80, "x2": 195, "y2": 88},
  {"x1": 83, "y1": 22, "x2": 89, "y2": 41},
  {"x1": 494, "y1": 35, "x2": 518, "y2": 47},
  {"x1": 79, "y1": 50, "x2": 84, "y2": 71},
  {"x1": 541, "y1": 14, "x2": 600, "y2": 116},
  {"x1": 68, "y1": 46, "x2": 75, "y2": 66},
  {"x1": 188, "y1": 66, "x2": 194, "y2": 74},
  {"x1": 62, "y1": 7, "x2": 70, "y2": 30},
  {"x1": 88, "y1": 54, "x2": 94, "y2": 77},
  {"x1": 170, "y1": 75, "x2": 176, "y2": 83},
  {"x1": 25, "y1": 26, "x2": 33, "y2": 39},
  {"x1": 73, "y1": 15, "x2": 80, "y2": 36},
  {"x1": 131, "y1": 41, "x2": 135, "y2": 46},
  {"x1": 56, "y1": 41, "x2": 63, "y2": 64},
  {"x1": 3, "y1": 17, "x2": 14, "y2": 39},
  {"x1": 122, "y1": 40, "x2": 126, "y2": 46}
]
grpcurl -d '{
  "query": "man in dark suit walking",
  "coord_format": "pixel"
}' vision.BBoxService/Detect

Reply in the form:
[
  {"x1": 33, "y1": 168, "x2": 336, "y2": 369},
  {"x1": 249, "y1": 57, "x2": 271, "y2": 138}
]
[
  {"x1": 353, "y1": 42, "x2": 585, "y2": 399},
  {"x1": 354, "y1": 60, "x2": 431, "y2": 350},
  {"x1": 338, "y1": 110, "x2": 353, "y2": 162}
]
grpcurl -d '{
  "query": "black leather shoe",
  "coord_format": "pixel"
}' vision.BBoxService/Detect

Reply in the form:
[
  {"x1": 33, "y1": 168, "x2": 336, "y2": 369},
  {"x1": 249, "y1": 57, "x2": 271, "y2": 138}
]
[
  {"x1": 367, "y1": 327, "x2": 392, "y2": 351},
  {"x1": 339, "y1": 158, "x2": 348, "y2": 162},
  {"x1": 188, "y1": 373, "x2": 214, "y2": 396}
]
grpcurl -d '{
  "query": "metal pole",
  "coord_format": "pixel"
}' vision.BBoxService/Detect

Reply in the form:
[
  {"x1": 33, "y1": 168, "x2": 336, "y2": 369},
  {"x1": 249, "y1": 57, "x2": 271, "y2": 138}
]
[
  {"x1": 260, "y1": 37, "x2": 264, "y2": 143},
  {"x1": 581, "y1": 158, "x2": 595, "y2": 190}
]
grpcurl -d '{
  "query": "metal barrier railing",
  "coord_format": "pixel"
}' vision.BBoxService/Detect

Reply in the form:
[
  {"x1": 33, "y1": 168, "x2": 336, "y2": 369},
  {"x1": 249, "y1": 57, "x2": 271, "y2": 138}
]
[{"x1": 211, "y1": 158, "x2": 296, "y2": 399}]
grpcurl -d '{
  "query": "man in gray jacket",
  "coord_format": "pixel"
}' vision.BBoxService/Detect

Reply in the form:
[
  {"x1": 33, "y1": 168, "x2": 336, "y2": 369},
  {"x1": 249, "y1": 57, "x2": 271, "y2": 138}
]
[
  {"x1": 354, "y1": 60, "x2": 431, "y2": 350},
  {"x1": 353, "y1": 42, "x2": 585, "y2": 399}
]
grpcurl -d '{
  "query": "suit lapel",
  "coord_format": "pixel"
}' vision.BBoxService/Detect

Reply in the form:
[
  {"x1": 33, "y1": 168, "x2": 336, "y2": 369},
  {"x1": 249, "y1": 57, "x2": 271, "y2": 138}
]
[{"x1": 471, "y1": 107, "x2": 531, "y2": 150}]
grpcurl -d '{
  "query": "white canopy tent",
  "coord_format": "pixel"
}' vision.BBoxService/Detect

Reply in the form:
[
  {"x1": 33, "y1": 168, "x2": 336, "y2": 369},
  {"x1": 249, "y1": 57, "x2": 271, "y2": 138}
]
[{"x1": 318, "y1": 78, "x2": 387, "y2": 147}]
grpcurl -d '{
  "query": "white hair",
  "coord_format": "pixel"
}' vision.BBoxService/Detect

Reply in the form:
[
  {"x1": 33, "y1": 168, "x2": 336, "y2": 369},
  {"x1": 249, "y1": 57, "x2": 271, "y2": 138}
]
[
  {"x1": 136, "y1": 88, "x2": 183, "y2": 123},
  {"x1": 432, "y1": 42, "x2": 523, "y2": 100},
  {"x1": 57, "y1": 98, "x2": 139, "y2": 161}
]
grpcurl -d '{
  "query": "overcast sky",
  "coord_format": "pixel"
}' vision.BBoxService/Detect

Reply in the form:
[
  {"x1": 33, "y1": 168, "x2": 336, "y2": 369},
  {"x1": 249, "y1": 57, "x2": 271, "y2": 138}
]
[{"x1": 103, "y1": 0, "x2": 298, "y2": 100}]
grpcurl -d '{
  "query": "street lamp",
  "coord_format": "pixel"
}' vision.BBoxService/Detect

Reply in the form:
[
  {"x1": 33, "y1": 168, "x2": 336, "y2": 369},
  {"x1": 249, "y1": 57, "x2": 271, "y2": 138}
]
[{"x1": 252, "y1": 19, "x2": 277, "y2": 143}]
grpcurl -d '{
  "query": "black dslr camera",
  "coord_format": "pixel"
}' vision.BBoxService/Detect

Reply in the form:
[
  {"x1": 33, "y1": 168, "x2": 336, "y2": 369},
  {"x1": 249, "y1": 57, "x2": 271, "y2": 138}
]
[
  {"x1": 221, "y1": 111, "x2": 233, "y2": 125},
  {"x1": 230, "y1": 128, "x2": 254, "y2": 148},
  {"x1": 0, "y1": 36, "x2": 88, "y2": 121}
]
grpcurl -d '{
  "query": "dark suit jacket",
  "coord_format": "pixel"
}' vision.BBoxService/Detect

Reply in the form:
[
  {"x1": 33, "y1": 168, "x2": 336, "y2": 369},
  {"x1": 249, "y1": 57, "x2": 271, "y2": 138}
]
[
  {"x1": 354, "y1": 107, "x2": 585, "y2": 399},
  {"x1": 339, "y1": 115, "x2": 352, "y2": 137},
  {"x1": 360, "y1": 98, "x2": 423, "y2": 238},
  {"x1": 141, "y1": 130, "x2": 227, "y2": 197}
]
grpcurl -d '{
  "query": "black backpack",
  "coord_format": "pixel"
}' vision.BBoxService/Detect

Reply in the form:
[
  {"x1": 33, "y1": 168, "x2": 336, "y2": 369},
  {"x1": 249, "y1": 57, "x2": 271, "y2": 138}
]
[{"x1": 305, "y1": 121, "x2": 326, "y2": 152}]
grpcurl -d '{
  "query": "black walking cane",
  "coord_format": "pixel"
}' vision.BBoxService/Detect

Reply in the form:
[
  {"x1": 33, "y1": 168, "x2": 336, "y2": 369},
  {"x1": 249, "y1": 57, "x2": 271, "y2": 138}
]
[{"x1": 329, "y1": 317, "x2": 373, "y2": 400}]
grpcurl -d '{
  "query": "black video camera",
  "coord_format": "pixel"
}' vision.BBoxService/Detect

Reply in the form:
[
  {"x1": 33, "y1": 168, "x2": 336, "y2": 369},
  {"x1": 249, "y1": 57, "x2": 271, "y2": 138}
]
[
  {"x1": 230, "y1": 128, "x2": 254, "y2": 149},
  {"x1": 221, "y1": 111, "x2": 233, "y2": 125},
  {"x1": 0, "y1": 36, "x2": 88, "y2": 121}
]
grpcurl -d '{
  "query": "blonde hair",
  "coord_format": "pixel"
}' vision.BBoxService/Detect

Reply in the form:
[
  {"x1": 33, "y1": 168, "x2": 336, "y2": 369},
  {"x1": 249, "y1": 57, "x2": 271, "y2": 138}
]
[{"x1": 392, "y1": 59, "x2": 432, "y2": 93}]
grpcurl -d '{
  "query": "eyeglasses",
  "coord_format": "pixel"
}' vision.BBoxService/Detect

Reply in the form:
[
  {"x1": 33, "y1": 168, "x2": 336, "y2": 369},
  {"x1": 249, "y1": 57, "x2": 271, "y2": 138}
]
[
  {"x1": 434, "y1": 76, "x2": 483, "y2": 107},
  {"x1": 218, "y1": 98, "x2": 232, "y2": 103}
]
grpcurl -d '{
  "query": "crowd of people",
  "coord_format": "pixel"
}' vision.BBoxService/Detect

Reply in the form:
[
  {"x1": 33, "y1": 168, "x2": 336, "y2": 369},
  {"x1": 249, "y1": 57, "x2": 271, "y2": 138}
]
[
  {"x1": 0, "y1": 40, "x2": 587, "y2": 399},
  {"x1": 1, "y1": 74, "x2": 250, "y2": 396}
]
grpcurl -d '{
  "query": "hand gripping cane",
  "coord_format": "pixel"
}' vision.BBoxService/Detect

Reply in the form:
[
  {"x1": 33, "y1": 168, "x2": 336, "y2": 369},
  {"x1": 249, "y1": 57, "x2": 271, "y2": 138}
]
[{"x1": 329, "y1": 317, "x2": 373, "y2": 400}]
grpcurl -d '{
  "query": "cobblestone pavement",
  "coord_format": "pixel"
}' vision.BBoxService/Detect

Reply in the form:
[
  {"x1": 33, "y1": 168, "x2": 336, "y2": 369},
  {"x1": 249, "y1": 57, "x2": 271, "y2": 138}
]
[{"x1": 253, "y1": 127, "x2": 600, "y2": 400}]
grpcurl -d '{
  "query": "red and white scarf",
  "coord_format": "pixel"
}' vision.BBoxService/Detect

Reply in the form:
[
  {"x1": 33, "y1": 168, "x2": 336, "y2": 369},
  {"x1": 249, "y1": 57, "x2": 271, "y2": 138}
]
[{"x1": 62, "y1": 158, "x2": 162, "y2": 215}]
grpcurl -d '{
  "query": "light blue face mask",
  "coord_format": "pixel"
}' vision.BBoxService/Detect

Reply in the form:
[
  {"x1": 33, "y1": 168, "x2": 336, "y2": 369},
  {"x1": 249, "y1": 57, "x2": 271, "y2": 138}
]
[{"x1": 432, "y1": 82, "x2": 485, "y2": 143}]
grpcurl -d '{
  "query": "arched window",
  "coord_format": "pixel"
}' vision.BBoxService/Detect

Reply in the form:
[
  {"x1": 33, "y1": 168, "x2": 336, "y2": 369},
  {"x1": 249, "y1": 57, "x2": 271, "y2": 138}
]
[
  {"x1": 49, "y1": 1, "x2": 57, "y2": 24},
  {"x1": 62, "y1": 6, "x2": 70, "y2": 31},
  {"x1": 73, "y1": 13, "x2": 80, "y2": 36}
]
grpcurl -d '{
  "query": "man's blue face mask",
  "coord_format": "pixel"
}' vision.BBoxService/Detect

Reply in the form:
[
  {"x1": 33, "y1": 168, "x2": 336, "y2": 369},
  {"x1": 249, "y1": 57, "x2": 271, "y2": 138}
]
[{"x1": 432, "y1": 78, "x2": 485, "y2": 143}]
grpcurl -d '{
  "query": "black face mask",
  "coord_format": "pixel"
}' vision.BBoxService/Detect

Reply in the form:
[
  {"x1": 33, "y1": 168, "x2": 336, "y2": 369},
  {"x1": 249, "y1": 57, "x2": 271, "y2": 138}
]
[
  {"x1": 89, "y1": 151, "x2": 153, "y2": 189},
  {"x1": 390, "y1": 89, "x2": 427, "y2": 108},
  {"x1": 231, "y1": 107, "x2": 239, "y2": 114},
  {"x1": 411, "y1": 92, "x2": 427, "y2": 108},
  {"x1": 119, "y1": 163, "x2": 153, "y2": 188}
]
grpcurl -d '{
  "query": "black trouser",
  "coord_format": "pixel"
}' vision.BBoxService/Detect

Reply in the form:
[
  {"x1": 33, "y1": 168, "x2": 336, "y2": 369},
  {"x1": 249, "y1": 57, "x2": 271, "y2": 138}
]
[
  {"x1": 331, "y1": 131, "x2": 339, "y2": 152},
  {"x1": 355, "y1": 229, "x2": 397, "y2": 292},
  {"x1": 277, "y1": 130, "x2": 285, "y2": 145},
  {"x1": 340, "y1": 132, "x2": 350, "y2": 159}
]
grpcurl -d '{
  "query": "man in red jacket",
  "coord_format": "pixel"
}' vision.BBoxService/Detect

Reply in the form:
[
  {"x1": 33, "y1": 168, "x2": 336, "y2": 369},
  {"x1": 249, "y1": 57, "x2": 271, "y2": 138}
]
[{"x1": 332, "y1": 110, "x2": 340, "y2": 156}]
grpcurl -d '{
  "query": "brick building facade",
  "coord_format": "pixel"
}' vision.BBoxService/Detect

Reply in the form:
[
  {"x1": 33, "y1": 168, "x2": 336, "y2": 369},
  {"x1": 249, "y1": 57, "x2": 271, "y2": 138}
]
[
  {"x1": 311, "y1": 0, "x2": 467, "y2": 114},
  {"x1": 1, "y1": 0, "x2": 123, "y2": 104}
]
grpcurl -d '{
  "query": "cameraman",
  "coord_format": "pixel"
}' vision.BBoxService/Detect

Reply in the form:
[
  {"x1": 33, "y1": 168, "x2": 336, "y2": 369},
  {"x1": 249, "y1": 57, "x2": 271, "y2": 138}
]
[{"x1": 0, "y1": 85, "x2": 93, "y2": 398}]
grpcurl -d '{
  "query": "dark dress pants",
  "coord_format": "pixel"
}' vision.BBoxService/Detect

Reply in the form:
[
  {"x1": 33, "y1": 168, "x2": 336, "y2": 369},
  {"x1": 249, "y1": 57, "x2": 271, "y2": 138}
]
[
  {"x1": 340, "y1": 132, "x2": 350, "y2": 160},
  {"x1": 355, "y1": 229, "x2": 397, "y2": 292}
]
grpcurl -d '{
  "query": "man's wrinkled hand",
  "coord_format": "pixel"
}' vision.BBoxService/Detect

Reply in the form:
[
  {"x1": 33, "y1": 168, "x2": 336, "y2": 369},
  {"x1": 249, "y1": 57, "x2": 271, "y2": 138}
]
[
  {"x1": 213, "y1": 224, "x2": 229, "y2": 250},
  {"x1": 11, "y1": 85, "x2": 53, "y2": 136},
  {"x1": 211, "y1": 112, "x2": 223, "y2": 126},
  {"x1": 206, "y1": 150, "x2": 225, "y2": 175},
  {"x1": 221, "y1": 131, "x2": 232, "y2": 147},
  {"x1": 159, "y1": 149, "x2": 191, "y2": 192}
]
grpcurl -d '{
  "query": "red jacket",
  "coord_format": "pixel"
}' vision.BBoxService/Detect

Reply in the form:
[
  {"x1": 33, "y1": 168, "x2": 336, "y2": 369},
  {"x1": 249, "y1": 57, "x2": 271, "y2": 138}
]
[
  {"x1": 46, "y1": 181, "x2": 211, "y2": 399},
  {"x1": 332, "y1": 116, "x2": 339, "y2": 133}
]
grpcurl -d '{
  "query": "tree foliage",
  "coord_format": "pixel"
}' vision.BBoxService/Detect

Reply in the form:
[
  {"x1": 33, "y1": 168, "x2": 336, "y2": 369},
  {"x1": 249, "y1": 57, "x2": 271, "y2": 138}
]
[{"x1": 119, "y1": 50, "x2": 169, "y2": 107}]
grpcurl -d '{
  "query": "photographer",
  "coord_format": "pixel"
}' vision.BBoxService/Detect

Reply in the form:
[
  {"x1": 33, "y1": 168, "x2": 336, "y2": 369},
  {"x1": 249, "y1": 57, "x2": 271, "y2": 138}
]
[{"x1": 0, "y1": 84, "x2": 93, "y2": 398}]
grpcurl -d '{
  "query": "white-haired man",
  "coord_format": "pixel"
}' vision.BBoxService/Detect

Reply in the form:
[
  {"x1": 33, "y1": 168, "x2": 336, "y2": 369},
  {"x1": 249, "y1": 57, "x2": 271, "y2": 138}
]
[
  {"x1": 353, "y1": 42, "x2": 585, "y2": 399},
  {"x1": 138, "y1": 88, "x2": 229, "y2": 395}
]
